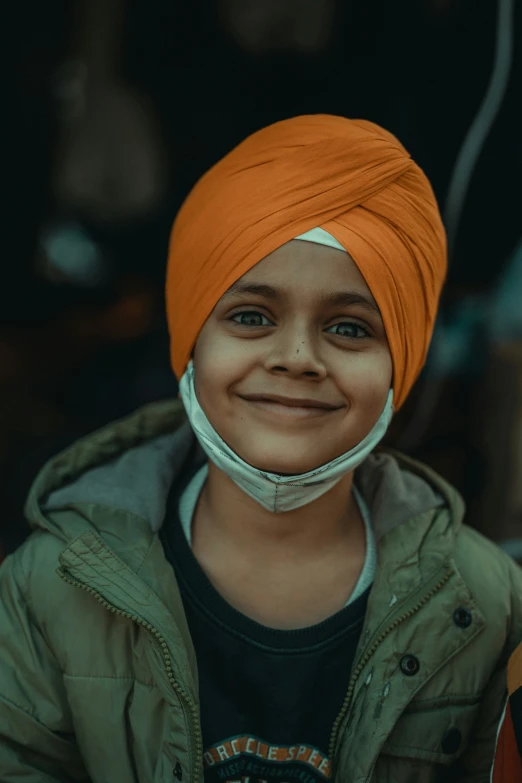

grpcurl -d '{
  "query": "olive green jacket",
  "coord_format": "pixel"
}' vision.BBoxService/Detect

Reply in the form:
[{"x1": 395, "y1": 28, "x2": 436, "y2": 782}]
[{"x1": 1, "y1": 399, "x2": 522, "y2": 782}]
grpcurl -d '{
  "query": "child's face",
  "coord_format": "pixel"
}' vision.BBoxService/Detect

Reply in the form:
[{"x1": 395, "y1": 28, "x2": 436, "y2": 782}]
[{"x1": 192, "y1": 240, "x2": 393, "y2": 475}]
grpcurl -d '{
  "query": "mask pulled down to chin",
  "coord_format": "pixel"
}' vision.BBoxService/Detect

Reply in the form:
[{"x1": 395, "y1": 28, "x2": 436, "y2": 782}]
[{"x1": 178, "y1": 358, "x2": 394, "y2": 514}]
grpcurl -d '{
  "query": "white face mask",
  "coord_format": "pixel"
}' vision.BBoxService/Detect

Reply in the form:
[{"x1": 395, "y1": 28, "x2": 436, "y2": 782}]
[
  {"x1": 177, "y1": 227, "x2": 394, "y2": 513},
  {"x1": 178, "y1": 359, "x2": 393, "y2": 514}
]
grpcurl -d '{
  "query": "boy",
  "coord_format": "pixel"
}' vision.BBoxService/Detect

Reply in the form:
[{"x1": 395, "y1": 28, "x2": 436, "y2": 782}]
[{"x1": 1, "y1": 115, "x2": 522, "y2": 782}]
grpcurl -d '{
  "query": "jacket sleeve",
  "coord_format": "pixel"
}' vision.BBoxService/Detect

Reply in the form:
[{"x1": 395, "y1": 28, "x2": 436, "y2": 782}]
[
  {"x1": 0, "y1": 544, "x2": 91, "y2": 782},
  {"x1": 453, "y1": 555, "x2": 522, "y2": 782}
]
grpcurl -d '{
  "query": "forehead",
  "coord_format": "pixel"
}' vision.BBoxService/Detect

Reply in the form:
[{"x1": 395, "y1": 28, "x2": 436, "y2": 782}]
[
  {"x1": 224, "y1": 240, "x2": 376, "y2": 302},
  {"x1": 241, "y1": 240, "x2": 369, "y2": 290}
]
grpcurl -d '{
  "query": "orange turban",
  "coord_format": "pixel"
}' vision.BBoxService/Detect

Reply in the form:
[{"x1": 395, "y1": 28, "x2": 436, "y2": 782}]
[{"x1": 166, "y1": 115, "x2": 447, "y2": 410}]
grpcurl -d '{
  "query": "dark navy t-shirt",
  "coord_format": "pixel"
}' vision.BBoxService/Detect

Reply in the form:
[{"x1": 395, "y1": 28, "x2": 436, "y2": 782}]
[{"x1": 160, "y1": 455, "x2": 369, "y2": 783}]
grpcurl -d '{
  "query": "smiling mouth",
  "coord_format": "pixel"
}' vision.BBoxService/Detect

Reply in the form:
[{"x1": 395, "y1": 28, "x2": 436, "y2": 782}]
[{"x1": 240, "y1": 396, "x2": 340, "y2": 421}]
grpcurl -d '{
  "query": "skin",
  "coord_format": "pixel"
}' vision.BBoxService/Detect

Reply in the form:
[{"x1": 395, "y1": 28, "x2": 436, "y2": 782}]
[{"x1": 188, "y1": 239, "x2": 393, "y2": 627}]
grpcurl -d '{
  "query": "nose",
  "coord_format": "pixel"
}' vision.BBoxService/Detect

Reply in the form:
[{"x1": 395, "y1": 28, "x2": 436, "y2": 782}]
[{"x1": 264, "y1": 324, "x2": 327, "y2": 378}]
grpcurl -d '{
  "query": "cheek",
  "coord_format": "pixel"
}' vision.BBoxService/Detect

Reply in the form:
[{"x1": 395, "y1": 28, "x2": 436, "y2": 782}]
[
  {"x1": 192, "y1": 336, "x2": 246, "y2": 416},
  {"x1": 338, "y1": 350, "x2": 393, "y2": 401},
  {"x1": 194, "y1": 324, "x2": 256, "y2": 386},
  {"x1": 195, "y1": 352, "x2": 243, "y2": 395}
]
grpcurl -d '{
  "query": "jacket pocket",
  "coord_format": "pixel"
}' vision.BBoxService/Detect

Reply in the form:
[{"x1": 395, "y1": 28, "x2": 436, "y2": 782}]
[{"x1": 372, "y1": 697, "x2": 482, "y2": 783}]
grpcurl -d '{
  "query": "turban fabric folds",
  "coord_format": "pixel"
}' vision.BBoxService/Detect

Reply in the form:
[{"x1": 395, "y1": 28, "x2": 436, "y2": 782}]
[{"x1": 166, "y1": 115, "x2": 447, "y2": 410}]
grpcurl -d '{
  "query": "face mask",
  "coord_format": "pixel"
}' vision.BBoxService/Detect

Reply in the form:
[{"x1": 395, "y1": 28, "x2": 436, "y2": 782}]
[{"x1": 178, "y1": 359, "x2": 394, "y2": 513}]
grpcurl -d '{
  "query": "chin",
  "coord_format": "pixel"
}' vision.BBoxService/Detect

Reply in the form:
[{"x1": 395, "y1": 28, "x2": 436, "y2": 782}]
[
  {"x1": 235, "y1": 449, "x2": 327, "y2": 476},
  {"x1": 223, "y1": 427, "x2": 348, "y2": 475}
]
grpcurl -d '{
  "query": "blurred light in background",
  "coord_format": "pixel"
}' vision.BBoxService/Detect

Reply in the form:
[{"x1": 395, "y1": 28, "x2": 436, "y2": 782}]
[{"x1": 38, "y1": 221, "x2": 106, "y2": 287}]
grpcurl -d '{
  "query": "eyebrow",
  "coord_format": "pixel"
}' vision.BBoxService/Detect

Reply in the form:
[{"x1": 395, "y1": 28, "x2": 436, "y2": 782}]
[{"x1": 222, "y1": 281, "x2": 381, "y2": 315}]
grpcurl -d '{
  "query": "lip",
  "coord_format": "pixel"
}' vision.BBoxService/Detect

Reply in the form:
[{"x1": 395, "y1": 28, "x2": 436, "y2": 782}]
[
  {"x1": 239, "y1": 395, "x2": 342, "y2": 421},
  {"x1": 240, "y1": 394, "x2": 341, "y2": 410}
]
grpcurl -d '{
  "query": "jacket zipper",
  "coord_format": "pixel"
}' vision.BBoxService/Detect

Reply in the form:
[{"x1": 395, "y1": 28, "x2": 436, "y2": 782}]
[
  {"x1": 57, "y1": 567, "x2": 204, "y2": 781},
  {"x1": 328, "y1": 567, "x2": 454, "y2": 779}
]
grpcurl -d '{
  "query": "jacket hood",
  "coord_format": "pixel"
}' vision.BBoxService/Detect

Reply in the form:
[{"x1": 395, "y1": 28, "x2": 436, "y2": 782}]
[{"x1": 24, "y1": 399, "x2": 465, "y2": 557}]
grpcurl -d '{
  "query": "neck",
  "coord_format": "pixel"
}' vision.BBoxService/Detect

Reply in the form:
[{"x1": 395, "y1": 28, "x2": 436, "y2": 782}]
[{"x1": 193, "y1": 461, "x2": 363, "y2": 564}]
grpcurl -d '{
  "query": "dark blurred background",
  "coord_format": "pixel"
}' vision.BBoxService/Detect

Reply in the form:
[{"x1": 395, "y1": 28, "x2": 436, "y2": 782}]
[{"x1": 2, "y1": 0, "x2": 521, "y2": 560}]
